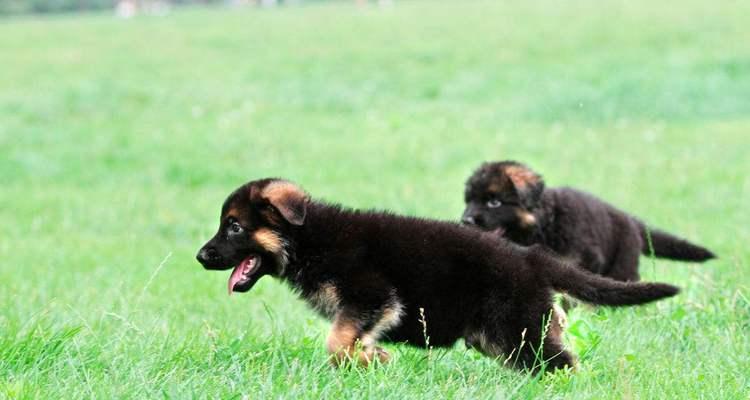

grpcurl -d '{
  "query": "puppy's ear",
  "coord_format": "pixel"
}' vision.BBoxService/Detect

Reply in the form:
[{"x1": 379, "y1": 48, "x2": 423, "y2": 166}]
[
  {"x1": 523, "y1": 178, "x2": 545, "y2": 208},
  {"x1": 505, "y1": 165, "x2": 545, "y2": 209},
  {"x1": 261, "y1": 180, "x2": 308, "y2": 225}
]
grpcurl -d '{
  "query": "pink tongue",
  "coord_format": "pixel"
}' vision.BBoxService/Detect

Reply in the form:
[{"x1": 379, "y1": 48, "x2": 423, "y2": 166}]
[{"x1": 227, "y1": 257, "x2": 254, "y2": 296}]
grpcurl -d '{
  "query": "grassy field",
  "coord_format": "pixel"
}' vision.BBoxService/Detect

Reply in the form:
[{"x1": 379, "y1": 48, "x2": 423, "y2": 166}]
[{"x1": 1, "y1": 0, "x2": 749, "y2": 398}]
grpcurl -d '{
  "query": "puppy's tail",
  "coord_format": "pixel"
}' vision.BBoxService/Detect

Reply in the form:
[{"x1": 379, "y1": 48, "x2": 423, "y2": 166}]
[
  {"x1": 527, "y1": 247, "x2": 679, "y2": 306},
  {"x1": 639, "y1": 224, "x2": 715, "y2": 262}
]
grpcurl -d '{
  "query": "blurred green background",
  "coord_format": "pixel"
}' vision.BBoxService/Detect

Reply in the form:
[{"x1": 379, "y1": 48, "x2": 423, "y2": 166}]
[
  {"x1": 1, "y1": 1, "x2": 748, "y2": 398},
  {"x1": 0, "y1": 0, "x2": 214, "y2": 15}
]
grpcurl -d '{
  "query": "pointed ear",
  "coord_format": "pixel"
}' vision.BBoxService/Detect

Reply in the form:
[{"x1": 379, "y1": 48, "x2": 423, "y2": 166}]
[
  {"x1": 261, "y1": 180, "x2": 308, "y2": 226},
  {"x1": 505, "y1": 165, "x2": 545, "y2": 208}
]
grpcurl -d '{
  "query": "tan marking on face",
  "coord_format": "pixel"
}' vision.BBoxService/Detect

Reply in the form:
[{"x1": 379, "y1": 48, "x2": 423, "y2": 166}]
[
  {"x1": 224, "y1": 208, "x2": 240, "y2": 220},
  {"x1": 253, "y1": 228, "x2": 283, "y2": 254},
  {"x1": 516, "y1": 210, "x2": 537, "y2": 227},
  {"x1": 487, "y1": 182, "x2": 503, "y2": 193}
]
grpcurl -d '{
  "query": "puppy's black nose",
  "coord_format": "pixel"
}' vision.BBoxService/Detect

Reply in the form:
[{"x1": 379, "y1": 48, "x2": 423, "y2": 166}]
[
  {"x1": 196, "y1": 247, "x2": 219, "y2": 264},
  {"x1": 462, "y1": 215, "x2": 475, "y2": 225}
]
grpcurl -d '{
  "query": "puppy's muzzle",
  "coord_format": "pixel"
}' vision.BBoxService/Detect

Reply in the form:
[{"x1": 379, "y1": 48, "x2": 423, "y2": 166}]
[
  {"x1": 197, "y1": 246, "x2": 225, "y2": 270},
  {"x1": 461, "y1": 209, "x2": 483, "y2": 226}
]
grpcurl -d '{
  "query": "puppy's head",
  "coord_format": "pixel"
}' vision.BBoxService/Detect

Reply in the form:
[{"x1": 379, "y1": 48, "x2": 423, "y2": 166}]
[
  {"x1": 196, "y1": 178, "x2": 308, "y2": 294},
  {"x1": 461, "y1": 161, "x2": 544, "y2": 233}
]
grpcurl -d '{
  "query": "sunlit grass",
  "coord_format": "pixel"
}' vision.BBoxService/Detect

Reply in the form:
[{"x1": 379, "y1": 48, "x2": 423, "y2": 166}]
[{"x1": 0, "y1": 0, "x2": 749, "y2": 398}]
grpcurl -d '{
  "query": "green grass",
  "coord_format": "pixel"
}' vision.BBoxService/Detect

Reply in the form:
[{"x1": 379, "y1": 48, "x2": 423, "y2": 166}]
[{"x1": 1, "y1": 0, "x2": 749, "y2": 398}]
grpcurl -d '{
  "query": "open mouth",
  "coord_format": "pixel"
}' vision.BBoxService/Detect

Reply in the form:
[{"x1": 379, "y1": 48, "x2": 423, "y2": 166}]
[{"x1": 227, "y1": 254, "x2": 261, "y2": 295}]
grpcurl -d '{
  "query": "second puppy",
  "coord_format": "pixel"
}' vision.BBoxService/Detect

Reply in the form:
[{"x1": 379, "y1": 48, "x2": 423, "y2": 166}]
[{"x1": 462, "y1": 160, "x2": 715, "y2": 282}]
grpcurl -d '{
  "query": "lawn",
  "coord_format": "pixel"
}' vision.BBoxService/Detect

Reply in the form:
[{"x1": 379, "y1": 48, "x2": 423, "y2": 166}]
[{"x1": 1, "y1": 0, "x2": 749, "y2": 398}]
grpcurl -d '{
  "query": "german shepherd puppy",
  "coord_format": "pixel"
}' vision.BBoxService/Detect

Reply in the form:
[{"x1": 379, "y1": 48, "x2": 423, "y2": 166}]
[
  {"x1": 462, "y1": 161, "x2": 715, "y2": 282},
  {"x1": 197, "y1": 178, "x2": 679, "y2": 372}
]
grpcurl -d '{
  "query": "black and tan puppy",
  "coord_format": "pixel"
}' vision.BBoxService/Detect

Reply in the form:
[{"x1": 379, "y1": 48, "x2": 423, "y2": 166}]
[
  {"x1": 462, "y1": 161, "x2": 715, "y2": 282},
  {"x1": 197, "y1": 178, "x2": 679, "y2": 372}
]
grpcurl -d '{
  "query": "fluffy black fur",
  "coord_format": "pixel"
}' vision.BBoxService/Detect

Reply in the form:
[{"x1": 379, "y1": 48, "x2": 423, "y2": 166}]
[
  {"x1": 462, "y1": 161, "x2": 715, "y2": 282},
  {"x1": 197, "y1": 178, "x2": 680, "y2": 373}
]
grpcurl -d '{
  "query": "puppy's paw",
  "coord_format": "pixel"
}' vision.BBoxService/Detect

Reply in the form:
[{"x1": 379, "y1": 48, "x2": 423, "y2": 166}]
[
  {"x1": 328, "y1": 346, "x2": 390, "y2": 368},
  {"x1": 373, "y1": 346, "x2": 390, "y2": 364}
]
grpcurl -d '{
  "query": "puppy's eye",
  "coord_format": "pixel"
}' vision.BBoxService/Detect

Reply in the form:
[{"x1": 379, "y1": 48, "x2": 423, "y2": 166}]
[
  {"x1": 228, "y1": 222, "x2": 243, "y2": 234},
  {"x1": 486, "y1": 199, "x2": 502, "y2": 208}
]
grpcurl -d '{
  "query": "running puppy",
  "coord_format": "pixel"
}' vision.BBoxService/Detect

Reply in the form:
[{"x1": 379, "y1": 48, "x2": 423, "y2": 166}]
[
  {"x1": 197, "y1": 178, "x2": 679, "y2": 372},
  {"x1": 462, "y1": 161, "x2": 715, "y2": 282}
]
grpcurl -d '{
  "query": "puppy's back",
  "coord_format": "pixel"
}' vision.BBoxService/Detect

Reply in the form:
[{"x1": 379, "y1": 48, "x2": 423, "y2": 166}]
[{"x1": 544, "y1": 187, "x2": 631, "y2": 249}]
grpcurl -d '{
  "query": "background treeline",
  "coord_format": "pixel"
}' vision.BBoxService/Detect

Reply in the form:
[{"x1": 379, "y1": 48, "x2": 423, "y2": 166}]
[{"x1": 0, "y1": 0, "x2": 226, "y2": 15}]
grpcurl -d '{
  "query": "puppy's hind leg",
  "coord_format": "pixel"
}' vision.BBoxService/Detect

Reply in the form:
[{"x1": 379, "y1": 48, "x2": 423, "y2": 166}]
[
  {"x1": 542, "y1": 305, "x2": 575, "y2": 371},
  {"x1": 464, "y1": 329, "x2": 506, "y2": 359},
  {"x1": 606, "y1": 228, "x2": 642, "y2": 282},
  {"x1": 511, "y1": 304, "x2": 575, "y2": 373},
  {"x1": 475, "y1": 295, "x2": 574, "y2": 373}
]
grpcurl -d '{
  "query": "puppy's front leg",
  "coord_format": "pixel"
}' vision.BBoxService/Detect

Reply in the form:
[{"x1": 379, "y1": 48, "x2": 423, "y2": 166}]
[{"x1": 326, "y1": 310, "x2": 390, "y2": 367}]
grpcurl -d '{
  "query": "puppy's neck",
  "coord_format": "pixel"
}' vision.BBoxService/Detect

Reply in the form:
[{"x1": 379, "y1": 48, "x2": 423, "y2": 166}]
[
  {"x1": 276, "y1": 201, "x2": 354, "y2": 282},
  {"x1": 505, "y1": 220, "x2": 541, "y2": 246},
  {"x1": 509, "y1": 197, "x2": 553, "y2": 245}
]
